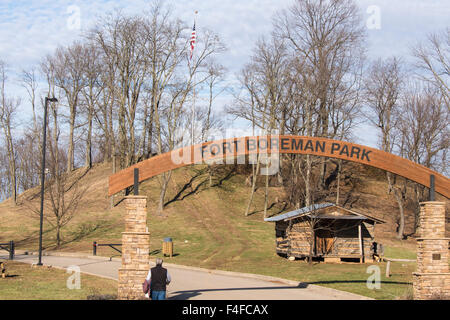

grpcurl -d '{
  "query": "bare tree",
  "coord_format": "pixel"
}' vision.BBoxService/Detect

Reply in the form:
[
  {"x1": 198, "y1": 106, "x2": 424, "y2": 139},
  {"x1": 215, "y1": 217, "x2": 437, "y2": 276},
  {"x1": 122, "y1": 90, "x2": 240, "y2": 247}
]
[
  {"x1": 202, "y1": 61, "x2": 226, "y2": 142},
  {"x1": 363, "y1": 57, "x2": 403, "y2": 154},
  {"x1": 50, "y1": 43, "x2": 87, "y2": 173},
  {"x1": 23, "y1": 62, "x2": 88, "y2": 248},
  {"x1": 397, "y1": 83, "x2": 449, "y2": 233},
  {"x1": 412, "y1": 28, "x2": 450, "y2": 109},
  {"x1": 230, "y1": 0, "x2": 367, "y2": 215},
  {"x1": 21, "y1": 68, "x2": 41, "y2": 149},
  {"x1": 26, "y1": 158, "x2": 89, "y2": 249},
  {"x1": 363, "y1": 56, "x2": 408, "y2": 239},
  {"x1": 275, "y1": 0, "x2": 366, "y2": 189},
  {"x1": 0, "y1": 145, "x2": 10, "y2": 200},
  {"x1": 198, "y1": 61, "x2": 226, "y2": 186},
  {"x1": 144, "y1": 12, "x2": 225, "y2": 212},
  {"x1": 0, "y1": 61, "x2": 19, "y2": 204},
  {"x1": 229, "y1": 34, "x2": 292, "y2": 216},
  {"x1": 399, "y1": 83, "x2": 449, "y2": 174},
  {"x1": 80, "y1": 42, "x2": 104, "y2": 169},
  {"x1": 89, "y1": 12, "x2": 149, "y2": 170},
  {"x1": 15, "y1": 134, "x2": 41, "y2": 193}
]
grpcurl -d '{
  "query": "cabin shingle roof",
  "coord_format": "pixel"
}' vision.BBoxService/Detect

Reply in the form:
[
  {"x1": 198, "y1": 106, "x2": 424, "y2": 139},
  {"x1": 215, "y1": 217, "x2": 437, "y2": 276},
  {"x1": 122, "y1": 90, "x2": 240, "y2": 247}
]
[
  {"x1": 264, "y1": 203, "x2": 334, "y2": 222},
  {"x1": 264, "y1": 203, "x2": 385, "y2": 223}
]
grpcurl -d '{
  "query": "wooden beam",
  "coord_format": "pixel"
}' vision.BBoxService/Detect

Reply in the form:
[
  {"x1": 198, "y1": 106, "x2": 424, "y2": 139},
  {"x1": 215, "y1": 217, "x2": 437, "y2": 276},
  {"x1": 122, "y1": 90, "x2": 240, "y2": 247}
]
[
  {"x1": 108, "y1": 136, "x2": 450, "y2": 197},
  {"x1": 386, "y1": 260, "x2": 391, "y2": 277},
  {"x1": 384, "y1": 258, "x2": 415, "y2": 278},
  {"x1": 383, "y1": 258, "x2": 415, "y2": 262},
  {"x1": 358, "y1": 223, "x2": 364, "y2": 263}
]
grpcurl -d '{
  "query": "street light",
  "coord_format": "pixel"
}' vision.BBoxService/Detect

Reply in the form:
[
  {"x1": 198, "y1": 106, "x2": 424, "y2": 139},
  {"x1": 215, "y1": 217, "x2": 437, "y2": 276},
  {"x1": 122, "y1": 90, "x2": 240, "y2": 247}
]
[{"x1": 37, "y1": 97, "x2": 58, "y2": 266}]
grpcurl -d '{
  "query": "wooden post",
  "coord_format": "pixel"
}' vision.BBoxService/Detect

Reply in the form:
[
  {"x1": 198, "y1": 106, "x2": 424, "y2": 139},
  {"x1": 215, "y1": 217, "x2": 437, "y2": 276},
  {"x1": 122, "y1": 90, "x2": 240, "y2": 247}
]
[
  {"x1": 1, "y1": 261, "x2": 6, "y2": 278},
  {"x1": 312, "y1": 227, "x2": 316, "y2": 260},
  {"x1": 134, "y1": 168, "x2": 139, "y2": 195},
  {"x1": 386, "y1": 260, "x2": 391, "y2": 277},
  {"x1": 429, "y1": 174, "x2": 435, "y2": 201},
  {"x1": 358, "y1": 223, "x2": 364, "y2": 263}
]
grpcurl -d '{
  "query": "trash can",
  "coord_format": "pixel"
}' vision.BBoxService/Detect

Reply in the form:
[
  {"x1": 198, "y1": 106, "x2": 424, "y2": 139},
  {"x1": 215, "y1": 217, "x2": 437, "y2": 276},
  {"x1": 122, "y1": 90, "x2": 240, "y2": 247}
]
[{"x1": 162, "y1": 237, "x2": 173, "y2": 257}]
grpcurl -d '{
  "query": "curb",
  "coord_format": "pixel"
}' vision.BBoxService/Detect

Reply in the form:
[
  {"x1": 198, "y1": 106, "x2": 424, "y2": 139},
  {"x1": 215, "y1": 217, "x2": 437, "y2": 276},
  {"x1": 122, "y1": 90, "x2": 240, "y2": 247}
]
[
  {"x1": 14, "y1": 250, "x2": 372, "y2": 300},
  {"x1": 15, "y1": 250, "x2": 121, "y2": 261},
  {"x1": 39, "y1": 264, "x2": 118, "y2": 282}
]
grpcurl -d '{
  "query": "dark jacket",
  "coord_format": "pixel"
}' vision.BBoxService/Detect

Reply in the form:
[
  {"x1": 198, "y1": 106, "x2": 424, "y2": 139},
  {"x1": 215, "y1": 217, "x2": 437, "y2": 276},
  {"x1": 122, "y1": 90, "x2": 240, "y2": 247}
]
[{"x1": 150, "y1": 265, "x2": 169, "y2": 292}]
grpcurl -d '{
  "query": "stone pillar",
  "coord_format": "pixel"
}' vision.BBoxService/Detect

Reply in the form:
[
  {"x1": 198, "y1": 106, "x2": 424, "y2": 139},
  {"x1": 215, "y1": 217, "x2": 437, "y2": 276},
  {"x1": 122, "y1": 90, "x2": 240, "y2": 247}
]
[
  {"x1": 118, "y1": 196, "x2": 150, "y2": 300},
  {"x1": 413, "y1": 202, "x2": 450, "y2": 300}
]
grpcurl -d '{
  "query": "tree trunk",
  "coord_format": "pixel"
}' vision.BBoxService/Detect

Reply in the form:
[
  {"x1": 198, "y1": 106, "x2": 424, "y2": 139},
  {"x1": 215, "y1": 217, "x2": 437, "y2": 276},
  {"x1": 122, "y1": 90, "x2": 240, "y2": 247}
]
[
  {"x1": 4, "y1": 121, "x2": 16, "y2": 204},
  {"x1": 108, "y1": 96, "x2": 115, "y2": 162},
  {"x1": 85, "y1": 106, "x2": 93, "y2": 168},
  {"x1": 263, "y1": 171, "x2": 269, "y2": 218},
  {"x1": 393, "y1": 188, "x2": 405, "y2": 239},
  {"x1": 67, "y1": 102, "x2": 76, "y2": 173},
  {"x1": 158, "y1": 171, "x2": 172, "y2": 213},
  {"x1": 56, "y1": 224, "x2": 61, "y2": 249},
  {"x1": 304, "y1": 154, "x2": 312, "y2": 207},
  {"x1": 336, "y1": 160, "x2": 342, "y2": 205},
  {"x1": 146, "y1": 104, "x2": 154, "y2": 159},
  {"x1": 245, "y1": 157, "x2": 261, "y2": 216}
]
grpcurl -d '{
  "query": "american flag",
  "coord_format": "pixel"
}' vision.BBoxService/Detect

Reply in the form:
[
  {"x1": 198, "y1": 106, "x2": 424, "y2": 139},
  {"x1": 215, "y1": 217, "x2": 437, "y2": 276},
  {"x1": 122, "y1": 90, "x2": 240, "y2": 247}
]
[{"x1": 189, "y1": 22, "x2": 196, "y2": 60}]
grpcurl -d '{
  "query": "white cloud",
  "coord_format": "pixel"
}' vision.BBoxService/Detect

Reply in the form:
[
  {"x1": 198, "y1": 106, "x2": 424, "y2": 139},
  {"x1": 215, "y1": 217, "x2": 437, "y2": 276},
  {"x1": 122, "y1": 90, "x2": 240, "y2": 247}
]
[
  {"x1": 358, "y1": 0, "x2": 450, "y2": 60},
  {"x1": 0, "y1": 0, "x2": 448, "y2": 148}
]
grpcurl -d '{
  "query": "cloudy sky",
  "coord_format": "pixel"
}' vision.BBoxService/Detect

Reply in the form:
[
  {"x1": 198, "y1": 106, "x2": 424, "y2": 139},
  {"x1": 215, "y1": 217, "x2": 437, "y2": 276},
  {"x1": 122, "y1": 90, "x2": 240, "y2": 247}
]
[{"x1": 0, "y1": 0, "x2": 448, "y2": 147}]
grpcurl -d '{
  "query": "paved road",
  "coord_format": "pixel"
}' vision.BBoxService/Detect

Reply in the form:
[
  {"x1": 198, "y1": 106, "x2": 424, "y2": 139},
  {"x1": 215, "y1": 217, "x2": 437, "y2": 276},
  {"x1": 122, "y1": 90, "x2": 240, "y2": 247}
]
[{"x1": 2, "y1": 254, "x2": 370, "y2": 300}]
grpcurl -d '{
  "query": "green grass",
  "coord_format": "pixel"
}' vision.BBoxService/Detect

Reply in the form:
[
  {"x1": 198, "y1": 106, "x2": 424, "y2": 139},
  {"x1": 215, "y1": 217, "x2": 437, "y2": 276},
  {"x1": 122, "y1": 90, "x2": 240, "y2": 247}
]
[
  {"x1": 139, "y1": 167, "x2": 417, "y2": 300},
  {"x1": 0, "y1": 261, "x2": 117, "y2": 300},
  {"x1": 0, "y1": 163, "x2": 421, "y2": 300},
  {"x1": 384, "y1": 246, "x2": 417, "y2": 260}
]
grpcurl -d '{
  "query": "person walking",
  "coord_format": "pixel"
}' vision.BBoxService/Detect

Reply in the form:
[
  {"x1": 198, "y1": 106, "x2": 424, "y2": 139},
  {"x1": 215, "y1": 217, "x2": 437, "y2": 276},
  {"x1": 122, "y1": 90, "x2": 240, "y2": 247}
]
[{"x1": 146, "y1": 258, "x2": 171, "y2": 300}]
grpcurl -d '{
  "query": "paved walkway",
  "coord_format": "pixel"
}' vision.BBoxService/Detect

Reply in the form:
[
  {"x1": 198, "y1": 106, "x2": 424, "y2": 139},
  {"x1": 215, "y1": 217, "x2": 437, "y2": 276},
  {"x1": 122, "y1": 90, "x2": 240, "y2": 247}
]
[{"x1": 2, "y1": 253, "x2": 371, "y2": 300}]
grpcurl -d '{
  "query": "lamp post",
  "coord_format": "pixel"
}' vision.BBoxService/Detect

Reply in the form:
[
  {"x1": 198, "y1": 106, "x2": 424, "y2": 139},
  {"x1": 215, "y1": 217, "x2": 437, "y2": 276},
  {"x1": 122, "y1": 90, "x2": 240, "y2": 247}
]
[{"x1": 37, "y1": 97, "x2": 58, "y2": 266}]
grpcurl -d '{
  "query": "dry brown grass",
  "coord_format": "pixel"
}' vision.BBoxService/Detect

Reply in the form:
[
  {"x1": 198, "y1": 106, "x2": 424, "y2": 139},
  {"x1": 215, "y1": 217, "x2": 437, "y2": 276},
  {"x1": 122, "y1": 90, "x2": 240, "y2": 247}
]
[
  {"x1": 0, "y1": 160, "x2": 448, "y2": 300},
  {"x1": 1, "y1": 161, "x2": 447, "y2": 252},
  {"x1": 0, "y1": 260, "x2": 117, "y2": 300}
]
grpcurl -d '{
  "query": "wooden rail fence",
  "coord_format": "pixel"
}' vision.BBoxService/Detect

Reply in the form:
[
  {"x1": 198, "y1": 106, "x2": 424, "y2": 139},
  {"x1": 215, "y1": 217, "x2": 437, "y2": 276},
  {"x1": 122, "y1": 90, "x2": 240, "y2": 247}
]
[{"x1": 0, "y1": 241, "x2": 14, "y2": 260}]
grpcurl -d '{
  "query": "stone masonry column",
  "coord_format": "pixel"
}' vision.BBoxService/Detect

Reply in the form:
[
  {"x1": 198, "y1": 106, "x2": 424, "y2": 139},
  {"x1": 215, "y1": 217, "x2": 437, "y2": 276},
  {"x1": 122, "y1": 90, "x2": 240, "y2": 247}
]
[
  {"x1": 118, "y1": 196, "x2": 150, "y2": 300},
  {"x1": 413, "y1": 202, "x2": 450, "y2": 299}
]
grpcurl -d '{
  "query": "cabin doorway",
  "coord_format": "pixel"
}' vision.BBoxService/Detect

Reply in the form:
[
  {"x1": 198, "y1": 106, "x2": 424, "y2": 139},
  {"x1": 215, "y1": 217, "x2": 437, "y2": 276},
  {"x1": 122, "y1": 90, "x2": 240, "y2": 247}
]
[{"x1": 316, "y1": 229, "x2": 334, "y2": 255}]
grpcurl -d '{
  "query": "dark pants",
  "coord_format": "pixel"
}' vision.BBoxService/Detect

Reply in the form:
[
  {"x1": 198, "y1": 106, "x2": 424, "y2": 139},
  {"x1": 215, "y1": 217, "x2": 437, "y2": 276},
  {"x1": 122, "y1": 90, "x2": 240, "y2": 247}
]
[{"x1": 151, "y1": 291, "x2": 166, "y2": 300}]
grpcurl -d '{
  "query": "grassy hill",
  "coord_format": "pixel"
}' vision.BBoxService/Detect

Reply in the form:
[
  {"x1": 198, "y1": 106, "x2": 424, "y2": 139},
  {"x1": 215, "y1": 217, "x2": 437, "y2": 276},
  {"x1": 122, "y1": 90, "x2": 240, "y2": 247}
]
[{"x1": 0, "y1": 161, "x2": 448, "y2": 299}]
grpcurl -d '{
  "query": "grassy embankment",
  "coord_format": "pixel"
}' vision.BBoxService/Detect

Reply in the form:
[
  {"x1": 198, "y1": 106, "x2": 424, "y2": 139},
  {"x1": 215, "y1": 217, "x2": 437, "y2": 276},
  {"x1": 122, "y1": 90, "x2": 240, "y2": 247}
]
[
  {"x1": 0, "y1": 261, "x2": 117, "y2": 300},
  {"x1": 1, "y1": 162, "x2": 440, "y2": 300}
]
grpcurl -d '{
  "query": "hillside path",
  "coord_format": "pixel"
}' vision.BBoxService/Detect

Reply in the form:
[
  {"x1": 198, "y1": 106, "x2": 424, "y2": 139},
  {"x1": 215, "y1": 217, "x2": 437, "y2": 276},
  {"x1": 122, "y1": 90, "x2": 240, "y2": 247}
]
[{"x1": 3, "y1": 253, "x2": 371, "y2": 300}]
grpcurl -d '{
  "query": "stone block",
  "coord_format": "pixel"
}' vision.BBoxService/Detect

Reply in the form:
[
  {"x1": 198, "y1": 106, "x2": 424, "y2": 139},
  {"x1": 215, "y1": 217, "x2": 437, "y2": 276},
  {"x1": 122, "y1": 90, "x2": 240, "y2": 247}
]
[
  {"x1": 413, "y1": 202, "x2": 449, "y2": 300},
  {"x1": 118, "y1": 196, "x2": 151, "y2": 300}
]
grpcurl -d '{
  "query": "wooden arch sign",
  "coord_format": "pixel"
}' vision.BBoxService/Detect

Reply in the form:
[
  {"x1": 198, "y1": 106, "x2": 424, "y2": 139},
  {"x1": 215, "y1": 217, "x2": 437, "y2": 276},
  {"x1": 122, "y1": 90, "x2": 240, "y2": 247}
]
[{"x1": 108, "y1": 135, "x2": 450, "y2": 199}]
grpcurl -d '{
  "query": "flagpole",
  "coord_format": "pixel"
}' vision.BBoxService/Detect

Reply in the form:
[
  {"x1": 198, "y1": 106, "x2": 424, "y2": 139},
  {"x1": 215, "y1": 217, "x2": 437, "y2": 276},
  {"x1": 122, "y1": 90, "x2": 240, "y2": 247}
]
[
  {"x1": 191, "y1": 11, "x2": 198, "y2": 145},
  {"x1": 192, "y1": 69, "x2": 195, "y2": 145}
]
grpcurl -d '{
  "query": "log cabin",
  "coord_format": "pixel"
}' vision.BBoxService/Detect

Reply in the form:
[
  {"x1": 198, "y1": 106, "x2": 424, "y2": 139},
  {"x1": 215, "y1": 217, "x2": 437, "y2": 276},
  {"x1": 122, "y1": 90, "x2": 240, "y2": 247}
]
[{"x1": 264, "y1": 203, "x2": 385, "y2": 263}]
